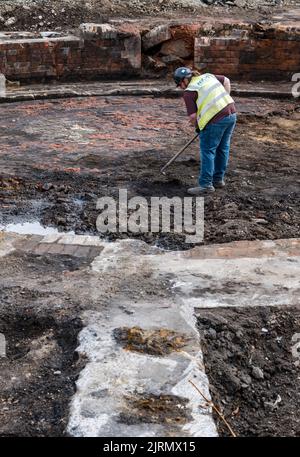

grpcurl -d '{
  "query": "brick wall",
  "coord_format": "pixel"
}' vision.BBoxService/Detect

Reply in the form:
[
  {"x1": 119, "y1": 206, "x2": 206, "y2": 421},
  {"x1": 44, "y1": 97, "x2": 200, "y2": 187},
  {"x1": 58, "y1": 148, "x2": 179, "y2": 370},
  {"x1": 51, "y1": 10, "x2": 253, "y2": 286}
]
[
  {"x1": 194, "y1": 28, "x2": 300, "y2": 80},
  {"x1": 0, "y1": 21, "x2": 299, "y2": 82},
  {"x1": 0, "y1": 24, "x2": 141, "y2": 82}
]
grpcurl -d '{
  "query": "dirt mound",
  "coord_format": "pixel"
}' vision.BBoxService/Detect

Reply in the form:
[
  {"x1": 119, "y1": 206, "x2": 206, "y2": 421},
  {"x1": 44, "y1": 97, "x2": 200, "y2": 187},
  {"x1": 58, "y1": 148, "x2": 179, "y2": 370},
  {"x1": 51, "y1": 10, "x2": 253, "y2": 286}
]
[
  {"x1": 197, "y1": 306, "x2": 300, "y2": 437},
  {"x1": 0, "y1": 0, "x2": 296, "y2": 32}
]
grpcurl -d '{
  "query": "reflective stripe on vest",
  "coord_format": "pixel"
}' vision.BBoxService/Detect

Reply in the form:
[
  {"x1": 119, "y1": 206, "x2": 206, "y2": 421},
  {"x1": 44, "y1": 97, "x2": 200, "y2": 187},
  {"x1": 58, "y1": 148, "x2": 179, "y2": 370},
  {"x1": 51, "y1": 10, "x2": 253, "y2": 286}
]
[{"x1": 185, "y1": 74, "x2": 234, "y2": 130}]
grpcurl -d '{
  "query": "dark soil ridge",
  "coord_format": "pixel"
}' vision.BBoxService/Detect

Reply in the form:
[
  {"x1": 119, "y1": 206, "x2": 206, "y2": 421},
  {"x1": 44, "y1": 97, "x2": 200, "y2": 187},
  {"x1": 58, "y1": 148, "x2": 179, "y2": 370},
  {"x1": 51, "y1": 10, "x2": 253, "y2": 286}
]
[
  {"x1": 0, "y1": 0, "x2": 295, "y2": 32},
  {"x1": 197, "y1": 306, "x2": 300, "y2": 437}
]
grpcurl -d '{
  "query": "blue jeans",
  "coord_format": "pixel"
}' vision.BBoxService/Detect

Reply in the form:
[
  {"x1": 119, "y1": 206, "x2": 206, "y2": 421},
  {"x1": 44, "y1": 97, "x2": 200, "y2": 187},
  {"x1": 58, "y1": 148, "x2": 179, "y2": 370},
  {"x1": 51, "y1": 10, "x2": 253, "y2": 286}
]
[{"x1": 199, "y1": 113, "x2": 237, "y2": 187}]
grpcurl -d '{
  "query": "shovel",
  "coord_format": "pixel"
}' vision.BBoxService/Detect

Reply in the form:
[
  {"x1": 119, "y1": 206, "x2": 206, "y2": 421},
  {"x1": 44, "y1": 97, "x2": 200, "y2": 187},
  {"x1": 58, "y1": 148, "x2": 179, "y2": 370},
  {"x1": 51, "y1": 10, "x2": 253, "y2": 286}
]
[{"x1": 160, "y1": 132, "x2": 198, "y2": 175}]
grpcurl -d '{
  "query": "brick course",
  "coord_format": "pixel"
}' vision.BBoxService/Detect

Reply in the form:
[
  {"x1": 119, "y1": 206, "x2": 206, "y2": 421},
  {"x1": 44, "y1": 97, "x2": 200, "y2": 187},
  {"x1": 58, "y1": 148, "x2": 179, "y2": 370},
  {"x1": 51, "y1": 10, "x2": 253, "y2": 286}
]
[
  {"x1": 194, "y1": 29, "x2": 300, "y2": 80},
  {"x1": 0, "y1": 24, "x2": 141, "y2": 82},
  {"x1": 0, "y1": 20, "x2": 299, "y2": 82}
]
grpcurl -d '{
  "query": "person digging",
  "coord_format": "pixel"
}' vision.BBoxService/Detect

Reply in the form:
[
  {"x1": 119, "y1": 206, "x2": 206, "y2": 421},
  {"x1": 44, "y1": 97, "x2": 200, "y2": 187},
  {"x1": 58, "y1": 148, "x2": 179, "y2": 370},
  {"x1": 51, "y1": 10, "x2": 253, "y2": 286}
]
[{"x1": 174, "y1": 67, "x2": 237, "y2": 195}]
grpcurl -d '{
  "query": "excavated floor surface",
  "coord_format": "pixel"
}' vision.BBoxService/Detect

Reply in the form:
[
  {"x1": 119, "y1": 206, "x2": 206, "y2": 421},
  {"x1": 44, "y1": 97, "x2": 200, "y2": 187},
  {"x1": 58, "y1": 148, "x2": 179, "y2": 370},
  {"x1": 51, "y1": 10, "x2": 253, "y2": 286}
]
[
  {"x1": 0, "y1": 92, "x2": 299, "y2": 250},
  {"x1": 0, "y1": 85, "x2": 299, "y2": 437}
]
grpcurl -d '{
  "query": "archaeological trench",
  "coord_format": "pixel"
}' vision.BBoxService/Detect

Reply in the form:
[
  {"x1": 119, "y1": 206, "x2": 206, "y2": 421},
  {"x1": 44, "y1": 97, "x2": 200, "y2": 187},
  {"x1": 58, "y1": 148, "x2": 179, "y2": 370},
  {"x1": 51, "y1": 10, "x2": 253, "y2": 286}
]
[{"x1": 0, "y1": 7, "x2": 299, "y2": 438}]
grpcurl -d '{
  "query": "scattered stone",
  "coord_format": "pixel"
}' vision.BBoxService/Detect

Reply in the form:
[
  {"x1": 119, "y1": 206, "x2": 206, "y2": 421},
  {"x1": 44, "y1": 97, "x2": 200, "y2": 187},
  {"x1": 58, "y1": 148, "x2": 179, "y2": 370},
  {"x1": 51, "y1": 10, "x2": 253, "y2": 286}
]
[
  {"x1": 235, "y1": 330, "x2": 243, "y2": 339},
  {"x1": 161, "y1": 54, "x2": 183, "y2": 64},
  {"x1": 222, "y1": 370, "x2": 241, "y2": 393},
  {"x1": 234, "y1": 0, "x2": 248, "y2": 6},
  {"x1": 252, "y1": 218, "x2": 269, "y2": 225},
  {"x1": 142, "y1": 55, "x2": 167, "y2": 72},
  {"x1": 42, "y1": 183, "x2": 54, "y2": 192},
  {"x1": 252, "y1": 366, "x2": 264, "y2": 380},
  {"x1": 264, "y1": 394, "x2": 282, "y2": 410},
  {"x1": 240, "y1": 373, "x2": 252, "y2": 385},
  {"x1": 207, "y1": 328, "x2": 217, "y2": 339},
  {"x1": 5, "y1": 17, "x2": 16, "y2": 27},
  {"x1": 142, "y1": 25, "x2": 171, "y2": 51}
]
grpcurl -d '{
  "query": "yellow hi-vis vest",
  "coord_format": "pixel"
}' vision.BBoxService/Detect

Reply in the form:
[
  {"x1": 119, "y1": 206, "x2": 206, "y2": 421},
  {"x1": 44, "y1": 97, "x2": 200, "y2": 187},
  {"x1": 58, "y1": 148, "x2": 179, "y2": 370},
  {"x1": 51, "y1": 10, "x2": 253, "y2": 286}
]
[{"x1": 185, "y1": 74, "x2": 234, "y2": 131}]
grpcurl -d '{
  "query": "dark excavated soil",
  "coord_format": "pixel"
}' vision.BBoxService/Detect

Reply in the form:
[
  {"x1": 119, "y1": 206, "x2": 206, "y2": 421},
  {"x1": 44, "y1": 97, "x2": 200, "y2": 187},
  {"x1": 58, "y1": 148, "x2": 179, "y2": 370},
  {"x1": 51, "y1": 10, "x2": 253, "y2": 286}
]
[
  {"x1": 196, "y1": 306, "x2": 300, "y2": 437},
  {"x1": 0, "y1": 107, "x2": 299, "y2": 250},
  {"x1": 0, "y1": 311, "x2": 84, "y2": 436},
  {"x1": 0, "y1": 0, "x2": 293, "y2": 33},
  {"x1": 0, "y1": 253, "x2": 88, "y2": 437}
]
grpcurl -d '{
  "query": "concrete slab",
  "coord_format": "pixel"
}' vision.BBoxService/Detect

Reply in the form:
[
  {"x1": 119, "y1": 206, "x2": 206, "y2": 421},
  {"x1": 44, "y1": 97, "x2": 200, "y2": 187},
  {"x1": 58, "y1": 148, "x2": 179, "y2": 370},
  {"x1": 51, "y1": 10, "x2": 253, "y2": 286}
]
[
  {"x1": 1, "y1": 232, "x2": 299, "y2": 436},
  {"x1": 67, "y1": 237, "x2": 299, "y2": 437}
]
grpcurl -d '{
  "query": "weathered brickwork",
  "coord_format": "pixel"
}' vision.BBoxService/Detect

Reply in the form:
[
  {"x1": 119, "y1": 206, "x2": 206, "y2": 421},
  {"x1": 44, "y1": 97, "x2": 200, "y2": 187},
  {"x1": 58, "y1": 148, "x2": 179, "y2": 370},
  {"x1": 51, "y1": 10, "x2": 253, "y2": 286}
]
[
  {"x1": 0, "y1": 24, "x2": 141, "y2": 82},
  {"x1": 0, "y1": 19, "x2": 299, "y2": 82},
  {"x1": 194, "y1": 27, "x2": 300, "y2": 80}
]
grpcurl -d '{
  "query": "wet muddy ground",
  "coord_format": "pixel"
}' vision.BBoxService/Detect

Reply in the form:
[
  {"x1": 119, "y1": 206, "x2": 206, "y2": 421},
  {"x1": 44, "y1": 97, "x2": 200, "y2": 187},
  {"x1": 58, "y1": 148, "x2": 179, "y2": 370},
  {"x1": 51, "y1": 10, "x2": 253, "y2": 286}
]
[
  {"x1": 0, "y1": 95, "x2": 299, "y2": 250},
  {"x1": 197, "y1": 306, "x2": 300, "y2": 437}
]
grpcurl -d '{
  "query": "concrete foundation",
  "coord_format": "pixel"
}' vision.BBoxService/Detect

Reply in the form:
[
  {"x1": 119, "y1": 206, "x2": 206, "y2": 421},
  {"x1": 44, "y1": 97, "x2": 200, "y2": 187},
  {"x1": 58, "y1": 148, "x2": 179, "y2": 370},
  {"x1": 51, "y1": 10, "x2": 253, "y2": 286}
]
[{"x1": 0, "y1": 231, "x2": 299, "y2": 436}]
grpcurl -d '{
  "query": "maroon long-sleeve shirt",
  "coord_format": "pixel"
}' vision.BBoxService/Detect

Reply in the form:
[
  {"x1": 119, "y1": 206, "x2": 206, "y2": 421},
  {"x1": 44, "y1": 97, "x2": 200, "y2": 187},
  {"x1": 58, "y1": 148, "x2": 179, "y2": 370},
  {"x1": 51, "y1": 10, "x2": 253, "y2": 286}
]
[{"x1": 183, "y1": 75, "x2": 236, "y2": 126}]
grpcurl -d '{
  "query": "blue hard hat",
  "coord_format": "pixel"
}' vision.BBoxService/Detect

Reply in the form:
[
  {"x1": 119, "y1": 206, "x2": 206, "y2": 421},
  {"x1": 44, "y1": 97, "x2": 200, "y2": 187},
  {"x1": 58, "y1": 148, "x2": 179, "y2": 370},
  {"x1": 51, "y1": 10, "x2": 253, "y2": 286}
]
[{"x1": 173, "y1": 67, "x2": 192, "y2": 86}]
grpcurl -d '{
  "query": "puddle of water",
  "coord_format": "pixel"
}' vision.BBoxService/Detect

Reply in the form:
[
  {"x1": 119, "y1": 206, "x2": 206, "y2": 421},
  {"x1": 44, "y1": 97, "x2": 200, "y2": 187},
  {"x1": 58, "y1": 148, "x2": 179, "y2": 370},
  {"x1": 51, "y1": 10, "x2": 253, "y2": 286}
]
[{"x1": 0, "y1": 221, "x2": 74, "y2": 236}]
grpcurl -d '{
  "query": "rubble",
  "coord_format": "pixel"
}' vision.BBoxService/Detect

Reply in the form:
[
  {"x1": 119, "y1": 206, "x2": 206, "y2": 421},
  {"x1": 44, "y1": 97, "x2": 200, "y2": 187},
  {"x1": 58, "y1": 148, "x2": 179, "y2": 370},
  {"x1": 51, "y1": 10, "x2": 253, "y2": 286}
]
[
  {"x1": 197, "y1": 307, "x2": 300, "y2": 436},
  {"x1": 0, "y1": 15, "x2": 299, "y2": 82},
  {"x1": 0, "y1": 0, "x2": 298, "y2": 32},
  {"x1": 251, "y1": 366, "x2": 265, "y2": 380},
  {"x1": 142, "y1": 25, "x2": 172, "y2": 51}
]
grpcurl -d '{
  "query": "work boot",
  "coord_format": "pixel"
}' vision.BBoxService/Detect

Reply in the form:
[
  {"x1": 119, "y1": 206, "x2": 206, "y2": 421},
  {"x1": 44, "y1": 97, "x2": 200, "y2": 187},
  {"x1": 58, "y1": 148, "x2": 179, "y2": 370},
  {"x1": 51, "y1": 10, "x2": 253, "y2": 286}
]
[
  {"x1": 213, "y1": 180, "x2": 225, "y2": 189},
  {"x1": 187, "y1": 186, "x2": 215, "y2": 196}
]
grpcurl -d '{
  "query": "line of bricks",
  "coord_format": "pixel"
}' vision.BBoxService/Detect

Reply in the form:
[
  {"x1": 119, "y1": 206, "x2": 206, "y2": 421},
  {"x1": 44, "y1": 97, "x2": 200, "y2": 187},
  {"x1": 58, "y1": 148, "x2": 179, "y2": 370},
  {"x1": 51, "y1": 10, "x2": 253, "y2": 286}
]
[{"x1": 0, "y1": 24, "x2": 141, "y2": 82}]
